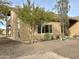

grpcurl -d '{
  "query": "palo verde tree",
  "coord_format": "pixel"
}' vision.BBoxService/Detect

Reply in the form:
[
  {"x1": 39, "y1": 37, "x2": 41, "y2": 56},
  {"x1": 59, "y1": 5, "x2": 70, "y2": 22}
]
[
  {"x1": 17, "y1": 4, "x2": 58, "y2": 29},
  {"x1": 17, "y1": 0, "x2": 58, "y2": 42},
  {"x1": 17, "y1": 0, "x2": 46, "y2": 42}
]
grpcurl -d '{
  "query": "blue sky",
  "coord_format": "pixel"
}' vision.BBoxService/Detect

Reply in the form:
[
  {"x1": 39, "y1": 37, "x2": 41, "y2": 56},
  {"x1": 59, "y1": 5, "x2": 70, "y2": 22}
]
[
  {"x1": 10, "y1": 0, "x2": 79, "y2": 17},
  {"x1": 0, "y1": 20, "x2": 6, "y2": 29},
  {"x1": 0, "y1": 17, "x2": 10, "y2": 29}
]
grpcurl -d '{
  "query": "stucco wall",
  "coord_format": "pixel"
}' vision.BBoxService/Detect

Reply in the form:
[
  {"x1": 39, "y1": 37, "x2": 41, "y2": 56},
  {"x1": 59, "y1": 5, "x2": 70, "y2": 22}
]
[
  {"x1": 10, "y1": 11, "x2": 19, "y2": 40},
  {"x1": 34, "y1": 22, "x2": 61, "y2": 40}
]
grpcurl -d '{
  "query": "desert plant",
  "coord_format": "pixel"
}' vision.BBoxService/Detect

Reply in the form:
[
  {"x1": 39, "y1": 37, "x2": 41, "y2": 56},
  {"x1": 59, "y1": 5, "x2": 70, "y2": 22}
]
[
  {"x1": 0, "y1": 29, "x2": 3, "y2": 34},
  {"x1": 43, "y1": 33, "x2": 53, "y2": 41}
]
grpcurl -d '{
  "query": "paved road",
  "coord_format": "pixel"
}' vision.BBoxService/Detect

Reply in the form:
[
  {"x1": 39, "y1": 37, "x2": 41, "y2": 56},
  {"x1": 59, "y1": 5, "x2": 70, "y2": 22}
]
[{"x1": 0, "y1": 37, "x2": 79, "y2": 59}]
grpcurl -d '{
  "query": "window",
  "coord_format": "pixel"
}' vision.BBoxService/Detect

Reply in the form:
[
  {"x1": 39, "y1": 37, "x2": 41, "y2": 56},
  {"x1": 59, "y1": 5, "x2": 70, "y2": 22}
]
[{"x1": 37, "y1": 24, "x2": 52, "y2": 33}]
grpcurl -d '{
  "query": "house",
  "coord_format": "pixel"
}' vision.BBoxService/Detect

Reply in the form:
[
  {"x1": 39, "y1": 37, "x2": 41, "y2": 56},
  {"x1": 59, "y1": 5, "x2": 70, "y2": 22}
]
[
  {"x1": 9, "y1": 11, "x2": 79, "y2": 41},
  {"x1": 36, "y1": 16, "x2": 79, "y2": 38},
  {"x1": 34, "y1": 17, "x2": 79, "y2": 39}
]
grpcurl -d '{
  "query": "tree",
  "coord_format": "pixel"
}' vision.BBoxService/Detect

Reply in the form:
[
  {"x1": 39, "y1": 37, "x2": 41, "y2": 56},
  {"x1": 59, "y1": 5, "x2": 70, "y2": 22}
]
[
  {"x1": 57, "y1": 0, "x2": 70, "y2": 40},
  {"x1": 0, "y1": 0, "x2": 10, "y2": 18},
  {"x1": 0, "y1": 0, "x2": 11, "y2": 37},
  {"x1": 17, "y1": 0, "x2": 58, "y2": 26},
  {"x1": 17, "y1": 0, "x2": 58, "y2": 42}
]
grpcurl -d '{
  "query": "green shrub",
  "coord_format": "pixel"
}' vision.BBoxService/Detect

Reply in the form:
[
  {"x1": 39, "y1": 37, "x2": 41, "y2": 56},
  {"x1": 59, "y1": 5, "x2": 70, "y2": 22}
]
[
  {"x1": 43, "y1": 33, "x2": 53, "y2": 41},
  {"x1": 0, "y1": 29, "x2": 3, "y2": 34}
]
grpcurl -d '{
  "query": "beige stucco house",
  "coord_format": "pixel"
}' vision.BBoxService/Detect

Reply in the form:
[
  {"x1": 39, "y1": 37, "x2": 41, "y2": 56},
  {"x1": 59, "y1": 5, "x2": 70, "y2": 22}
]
[
  {"x1": 8, "y1": 11, "x2": 79, "y2": 41},
  {"x1": 41, "y1": 16, "x2": 79, "y2": 37}
]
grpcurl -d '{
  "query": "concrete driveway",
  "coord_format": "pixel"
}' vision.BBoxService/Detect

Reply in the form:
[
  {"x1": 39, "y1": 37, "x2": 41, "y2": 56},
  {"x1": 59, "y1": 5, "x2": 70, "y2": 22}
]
[{"x1": 0, "y1": 37, "x2": 79, "y2": 59}]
